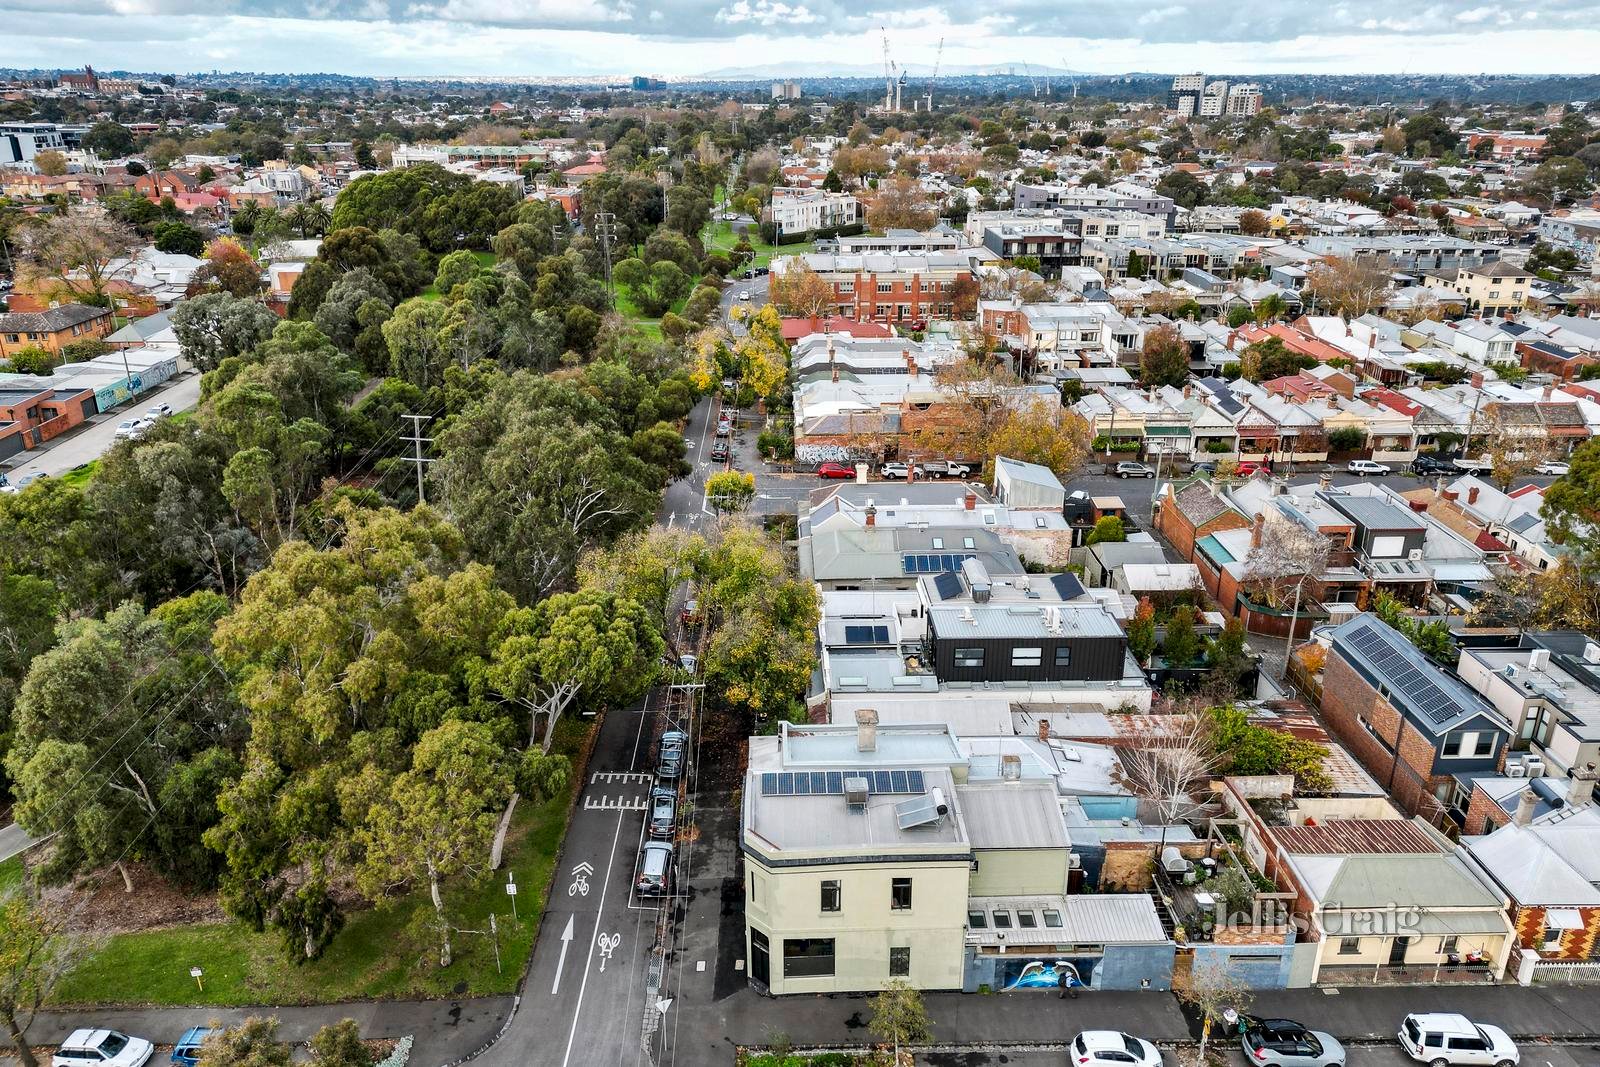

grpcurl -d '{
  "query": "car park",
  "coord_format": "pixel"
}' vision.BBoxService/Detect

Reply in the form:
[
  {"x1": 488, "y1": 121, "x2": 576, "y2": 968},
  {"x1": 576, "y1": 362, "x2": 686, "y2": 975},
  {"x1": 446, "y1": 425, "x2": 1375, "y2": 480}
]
[
  {"x1": 1115, "y1": 461, "x2": 1155, "y2": 478},
  {"x1": 51, "y1": 1029, "x2": 154, "y2": 1067},
  {"x1": 817, "y1": 461, "x2": 854, "y2": 479},
  {"x1": 636, "y1": 840, "x2": 674, "y2": 895},
  {"x1": 879, "y1": 461, "x2": 924, "y2": 480},
  {"x1": 1399, "y1": 1014, "x2": 1518, "y2": 1067},
  {"x1": 1347, "y1": 459, "x2": 1392, "y2": 475},
  {"x1": 647, "y1": 787, "x2": 677, "y2": 838},
  {"x1": 1241, "y1": 1018, "x2": 1346, "y2": 1067},
  {"x1": 170, "y1": 1028, "x2": 220, "y2": 1067},
  {"x1": 1535, "y1": 460, "x2": 1570, "y2": 476},
  {"x1": 1070, "y1": 1030, "x2": 1163, "y2": 1067}
]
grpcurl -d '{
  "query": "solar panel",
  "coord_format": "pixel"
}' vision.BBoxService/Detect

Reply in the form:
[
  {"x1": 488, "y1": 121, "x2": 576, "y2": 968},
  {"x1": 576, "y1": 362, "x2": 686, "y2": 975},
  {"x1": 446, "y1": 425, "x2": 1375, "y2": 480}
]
[
  {"x1": 890, "y1": 770, "x2": 909, "y2": 793},
  {"x1": 825, "y1": 771, "x2": 844, "y2": 794},
  {"x1": 907, "y1": 770, "x2": 925, "y2": 792},
  {"x1": 811, "y1": 771, "x2": 829, "y2": 793},
  {"x1": 759, "y1": 768, "x2": 927, "y2": 795},
  {"x1": 874, "y1": 770, "x2": 893, "y2": 793},
  {"x1": 894, "y1": 794, "x2": 942, "y2": 831},
  {"x1": 761, "y1": 773, "x2": 777, "y2": 795},
  {"x1": 931, "y1": 571, "x2": 964, "y2": 600}
]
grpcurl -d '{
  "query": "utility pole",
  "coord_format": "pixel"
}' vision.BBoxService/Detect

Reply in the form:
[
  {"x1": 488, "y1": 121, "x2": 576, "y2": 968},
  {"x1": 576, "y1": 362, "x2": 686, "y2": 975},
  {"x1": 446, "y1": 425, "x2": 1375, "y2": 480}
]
[
  {"x1": 594, "y1": 211, "x2": 617, "y2": 310},
  {"x1": 400, "y1": 413, "x2": 434, "y2": 504}
]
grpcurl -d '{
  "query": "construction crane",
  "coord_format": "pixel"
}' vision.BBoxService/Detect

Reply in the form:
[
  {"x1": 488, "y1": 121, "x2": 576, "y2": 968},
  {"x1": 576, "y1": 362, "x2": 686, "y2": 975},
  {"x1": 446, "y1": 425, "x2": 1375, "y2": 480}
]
[
  {"x1": 1060, "y1": 57, "x2": 1078, "y2": 100},
  {"x1": 1020, "y1": 60, "x2": 1044, "y2": 99},
  {"x1": 923, "y1": 37, "x2": 944, "y2": 112},
  {"x1": 881, "y1": 27, "x2": 895, "y2": 111}
]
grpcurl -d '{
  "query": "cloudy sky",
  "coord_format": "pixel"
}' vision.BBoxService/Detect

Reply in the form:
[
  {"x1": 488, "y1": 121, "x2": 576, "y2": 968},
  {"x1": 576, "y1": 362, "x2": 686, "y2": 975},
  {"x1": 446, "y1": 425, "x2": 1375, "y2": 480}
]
[{"x1": 7, "y1": 0, "x2": 1600, "y2": 78}]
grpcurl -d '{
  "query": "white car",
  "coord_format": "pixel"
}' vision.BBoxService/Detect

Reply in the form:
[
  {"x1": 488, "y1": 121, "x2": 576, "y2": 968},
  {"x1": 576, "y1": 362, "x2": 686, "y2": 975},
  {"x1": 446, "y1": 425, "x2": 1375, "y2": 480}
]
[
  {"x1": 1347, "y1": 459, "x2": 1392, "y2": 475},
  {"x1": 145, "y1": 403, "x2": 172, "y2": 419},
  {"x1": 1071, "y1": 1030, "x2": 1163, "y2": 1067},
  {"x1": 112, "y1": 417, "x2": 150, "y2": 440},
  {"x1": 737, "y1": 290, "x2": 752, "y2": 301},
  {"x1": 879, "y1": 461, "x2": 925, "y2": 480},
  {"x1": 1399, "y1": 1014, "x2": 1518, "y2": 1067},
  {"x1": 1535, "y1": 461, "x2": 1570, "y2": 476},
  {"x1": 51, "y1": 1029, "x2": 155, "y2": 1067}
]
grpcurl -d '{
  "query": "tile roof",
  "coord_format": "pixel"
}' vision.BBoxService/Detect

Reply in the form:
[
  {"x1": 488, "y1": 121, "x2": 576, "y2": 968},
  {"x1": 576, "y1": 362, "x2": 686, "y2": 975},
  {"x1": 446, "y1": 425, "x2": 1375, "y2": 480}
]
[
  {"x1": 0, "y1": 304, "x2": 111, "y2": 332},
  {"x1": 1172, "y1": 482, "x2": 1238, "y2": 528}
]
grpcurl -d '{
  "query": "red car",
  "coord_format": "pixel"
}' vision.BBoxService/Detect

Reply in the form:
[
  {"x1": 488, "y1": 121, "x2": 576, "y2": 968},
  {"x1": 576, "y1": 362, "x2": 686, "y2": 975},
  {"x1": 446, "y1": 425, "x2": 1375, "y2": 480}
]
[
  {"x1": 817, "y1": 462, "x2": 855, "y2": 479},
  {"x1": 1235, "y1": 461, "x2": 1271, "y2": 477}
]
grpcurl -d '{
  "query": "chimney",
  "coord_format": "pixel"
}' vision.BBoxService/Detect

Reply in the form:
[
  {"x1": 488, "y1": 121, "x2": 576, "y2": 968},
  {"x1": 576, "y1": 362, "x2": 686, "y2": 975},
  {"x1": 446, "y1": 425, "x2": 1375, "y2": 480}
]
[
  {"x1": 964, "y1": 490, "x2": 977, "y2": 511},
  {"x1": 1471, "y1": 372, "x2": 1484, "y2": 389},
  {"x1": 855, "y1": 708, "x2": 879, "y2": 753},
  {"x1": 1514, "y1": 787, "x2": 1539, "y2": 827},
  {"x1": 831, "y1": 361, "x2": 839, "y2": 383},
  {"x1": 1543, "y1": 385, "x2": 1554, "y2": 401},
  {"x1": 1251, "y1": 512, "x2": 1265, "y2": 549},
  {"x1": 1001, "y1": 753, "x2": 1023, "y2": 782},
  {"x1": 1468, "y1": 486, "x2": 1480, "y2": 505},
  {"x1": 1566, "y1": 765, "x2": 1595, "y2": 808},
  {"x1": 865, "y1": 504, "x2": 876, "y2": 527},
  {"x1": 1037, "y1": 718, "x2": 1051, "y2": 742},
  {"x1": 1319, "y1": 473, "x2": 1332, "y2": 491}
]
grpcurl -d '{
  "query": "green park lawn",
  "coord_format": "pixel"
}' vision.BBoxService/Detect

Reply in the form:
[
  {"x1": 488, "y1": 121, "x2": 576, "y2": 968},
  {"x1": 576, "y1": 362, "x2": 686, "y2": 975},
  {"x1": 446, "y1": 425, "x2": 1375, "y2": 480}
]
[
  {"x1": 50, "y1": 794, "x2": 569, "y2": 1008},
  {"x1": 703, "y1": 220, "x2": 816, "y2": 269}
]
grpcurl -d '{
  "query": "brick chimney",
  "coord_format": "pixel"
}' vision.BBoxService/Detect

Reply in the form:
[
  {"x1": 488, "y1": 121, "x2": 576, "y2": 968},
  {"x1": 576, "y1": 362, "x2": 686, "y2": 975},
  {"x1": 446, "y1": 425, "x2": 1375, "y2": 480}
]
[
  {"x1": 1568, "y1": 764, "x2": 1596, "y2": 807},
  {"x1": 1319, "y1": 473, "x2": 1332, "y2": 491},
  {"x1": 1514, "y1": 787, "x2": 1539, "y2": 827},
  {"x1": 1442, "y1": 488, "x2": 1458, "y2": 502},
  {"x1": 1543, "y1": 384, "x2": 1554, "y2": 401},
  {"x1": 1251, "y1": 512, "x2": 1265, "y2": 549},
  {"x1": 1037, "y1": 718, "x2": 1051, "y2": 741},
  {"x1": 855, "y1": 708, "x2": 879, "y2": 753},
  {"x1": 964, "y1": 490, "x2": 977, "y2": 511},
  {"x1": 1468, "y1": 486, "x2": 1480, "y2": 505},
  {"x1": 1471, "y1": 372, "x2": 1484, "y2": 389},
  {"x1": 865, "y1": 504, "x2": 876, "y2": 527}
]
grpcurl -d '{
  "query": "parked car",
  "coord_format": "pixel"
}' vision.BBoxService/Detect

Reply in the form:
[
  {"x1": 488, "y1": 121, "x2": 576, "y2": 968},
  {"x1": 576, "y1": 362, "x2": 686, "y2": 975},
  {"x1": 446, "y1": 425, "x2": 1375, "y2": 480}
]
[
  {"x1": 1347, "y1": 459, "x2": 1392, "y2": 475},
  {"x1": 1241, "y1": 1018, "x2": 1346, "y2": 1067},
  {"x1": 0, "y1": 471, "x2": 47, "y2": 494},
  {"x1": 1191, "y1": 461, "x2": 1217, "y2": 475},
  {"x1": 636, "y1": 840, "x2": 674, "y2": 895},
  {"x1": 1070, "y1": 1030, "x2": 1163, "y2": 1067},
  {"x1": 1412, "y1": 455, "x2": 1457, "y2": 476},
  {"x1": 657, "y1": 728, "x2": 687, "y2": 780},
  {"x1": 720, "y1": 378, "x2": 737, "y2": 394},
  {"x1": 677, "y1": 653, "x2": 698, "y2": 675},
  {"x1": 1452, "y1": 457, "x2": 1495, "y2": 475},
  {"x1": 816, "y1": 461, "x2": 855, "y2": 479},
  {"x1": 879, "y1": 461, "x2": 924, "y2": 480},
  {"x1": 1535, "y1": 460, "x2": 1570, "y2": 476},
  {"x1": 170, "y1": 1028, "x2": 220, "y2": 1067},
  {"x1": 738, "y1": 290, "x2": 752, "y2": 301},
  {"x1": 1398, "y1": 1014, "x2": 1518, "y2": 1067},
  {"x1": 715, "y1": 420, "x2": 731, "y2": 437},
  {"x1": 921, "y1": 460, "x2": 971, "y2": 479},
  {"x1": 1235, "y1": 461, "x2": 1271, "y2": 477},
  {"x1": 647, "y1": 787, "x2": 677, "y2": 839},
  {"x1": 679, "y1": 598, "x2": 701, "y2": 626},
  {"x1": 52, "y1": 1029, "x2": 154, "y2": 1067},
  {"x1": 113, "y1": 417, "x2": 150, "y2": 440},
  {"x1": 145, "y1": 403, "x2": 173, "y2": 419},
  {"x1": 1115, "y1": 461, "x2": 1155, "y2": 479},
  {"x1": 710, "y1": 442, "x2": 730, "y2": 462}
]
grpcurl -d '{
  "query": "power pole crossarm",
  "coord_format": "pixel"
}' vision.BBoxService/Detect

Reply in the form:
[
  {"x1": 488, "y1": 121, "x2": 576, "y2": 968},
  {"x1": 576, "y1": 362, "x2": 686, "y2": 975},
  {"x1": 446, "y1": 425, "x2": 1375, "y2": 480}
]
[{"x1": 400, "y1": 413, "x2": 435, "y2": 505}]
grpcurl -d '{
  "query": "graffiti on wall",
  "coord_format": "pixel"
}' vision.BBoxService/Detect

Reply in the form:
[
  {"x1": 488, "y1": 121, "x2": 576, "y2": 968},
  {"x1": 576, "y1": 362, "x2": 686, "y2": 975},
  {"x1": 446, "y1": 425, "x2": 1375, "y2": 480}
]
[
  {"x1": 795, "y1": 443, "x2": 869, "y2": 465},
  {"x1": 997, "y1": 958, "x2": 1093, "y2": 992}
]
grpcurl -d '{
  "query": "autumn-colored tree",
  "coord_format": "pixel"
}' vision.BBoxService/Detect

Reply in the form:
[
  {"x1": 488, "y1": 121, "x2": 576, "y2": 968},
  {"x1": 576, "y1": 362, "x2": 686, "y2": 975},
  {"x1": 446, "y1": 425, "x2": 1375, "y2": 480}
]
[
  {"x1": 1127, "y1": 598, "x2": 1156, "y2": 664},
  {"x1": 728, "y1": 304, "x2": 790, "y2": 399},
  {"x1": 985, "y1": 405, "x2": 1092, "y2": 483},
  {"x1": 1476, "y1": 405, "x2": 1554, "y2": 492},
  {"x1": 950, "y1": 274, "x2": 980, "y2": 318},
  {"x1": 1305, "y1": 256, "x2": 1392, "y2": 318},
  {"x1": 768, "y1": 262, "x2": 835, "y2": 318},
  {"x1": 865, "y1": 175, "x2": 938, "y2": 232},
  {"x1": 1237, "y1": 209, "x2": 1271, "y2": 236},
  {"x1": 705, "y1": 470, "x2": 756, "y2": 511},
  {"x1": 188, "y1": 238, "x2": 266, "y2": 298},
  {"x1": 32, "y1": 151, "x2": 68, "y2": 177}
]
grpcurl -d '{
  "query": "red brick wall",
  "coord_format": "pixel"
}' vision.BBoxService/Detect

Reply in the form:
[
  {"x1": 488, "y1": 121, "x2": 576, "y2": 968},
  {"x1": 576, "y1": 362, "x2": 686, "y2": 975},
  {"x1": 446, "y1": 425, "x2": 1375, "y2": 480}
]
[
  {"x1": 1464, "y1": 786, "x2": 1512, "y2": 838},
  {"x1": 1320, "y1": 651, "x2": 1446, "y2": 819}
]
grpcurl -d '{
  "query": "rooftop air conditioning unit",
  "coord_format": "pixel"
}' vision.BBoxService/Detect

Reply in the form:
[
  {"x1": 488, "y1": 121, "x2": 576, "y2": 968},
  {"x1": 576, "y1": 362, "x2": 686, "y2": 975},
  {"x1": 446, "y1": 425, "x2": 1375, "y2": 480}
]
[
  {"x1": 1068, "y1": 853, "x2": 1082, "y2": 870},
  {"x1": 1525, "y1": 757, "x2": 1546, "y2": 778},
  {"x1": 844, "y1": 776, "x2": 870, "y2": 809},
  {"x1": 1506, "y1": 763, "x2": 1528, "y2": 779},
  {"x1": 1409, "y1": 549, "x2": 1424, "y2": 562}
]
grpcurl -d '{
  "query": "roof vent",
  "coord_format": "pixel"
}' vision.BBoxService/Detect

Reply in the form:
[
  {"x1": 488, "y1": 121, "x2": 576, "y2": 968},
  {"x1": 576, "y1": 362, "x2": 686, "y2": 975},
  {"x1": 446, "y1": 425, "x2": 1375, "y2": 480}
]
[
  {"x1": 1001, "y1": 754, "x2": 1023, "y2": 781},
  {"x1": 844, "y1": 776, "x2": 870, "y2": 809}
]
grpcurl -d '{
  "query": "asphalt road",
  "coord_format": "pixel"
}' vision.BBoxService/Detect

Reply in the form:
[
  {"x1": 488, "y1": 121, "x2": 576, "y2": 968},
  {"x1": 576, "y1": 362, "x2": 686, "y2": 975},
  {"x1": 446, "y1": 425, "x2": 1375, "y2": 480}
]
[
  {"x1": 482, "y1": 690, "x2": 671, "y2": 1067},
  {"x1": 1, "y1": 371, "x2": 203, "y2": 480},
  {"x1": 0, "y1": 822, "x2": 38, "y2": 862}
]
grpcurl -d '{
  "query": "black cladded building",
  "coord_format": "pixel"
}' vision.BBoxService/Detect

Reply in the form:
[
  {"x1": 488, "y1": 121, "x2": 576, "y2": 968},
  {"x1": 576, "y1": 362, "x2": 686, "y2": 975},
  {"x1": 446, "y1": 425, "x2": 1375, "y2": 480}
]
[{"x1": 926, "y1": 602, "x2": 1128, "y2": 684}]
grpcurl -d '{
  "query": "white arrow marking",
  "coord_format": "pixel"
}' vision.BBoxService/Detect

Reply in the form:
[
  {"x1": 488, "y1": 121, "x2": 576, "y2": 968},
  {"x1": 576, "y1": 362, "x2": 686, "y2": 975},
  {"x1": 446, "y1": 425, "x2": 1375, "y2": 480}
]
[
  {"x1": 551, "y1": 914, "x2": 575, "y2": 994},
  {"x1": 550, "y1": 915, "x2": 576, "y2": 998}
]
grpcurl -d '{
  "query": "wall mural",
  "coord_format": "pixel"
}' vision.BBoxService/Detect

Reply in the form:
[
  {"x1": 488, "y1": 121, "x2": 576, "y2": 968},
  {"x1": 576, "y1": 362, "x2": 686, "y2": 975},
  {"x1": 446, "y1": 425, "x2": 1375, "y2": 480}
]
[{"x1": 997, "y1": 958, "x2": 1095, "y2": 992}]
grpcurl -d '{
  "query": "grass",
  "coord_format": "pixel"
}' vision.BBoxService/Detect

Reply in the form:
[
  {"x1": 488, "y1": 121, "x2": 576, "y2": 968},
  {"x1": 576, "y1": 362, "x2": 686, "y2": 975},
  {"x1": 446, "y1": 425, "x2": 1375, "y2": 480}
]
[
  {"x1": 417, "y1": 250, "x2": 499, "y2": 302},
  {"x1": 614, "y1": 276, "x2": 698, "y2": 341},
  {"x1": 50, "y1": 795, "x2": 570, "y2": 1008},
  {"x1": 58, "y1": 460, "x2": 99, "y2": 488},
  {"x1": 0, "y1": 856, "x2": 23, "y2": 895},
  {"x1": 703, "y1": 220, "x2": 817, "y2": 269}
]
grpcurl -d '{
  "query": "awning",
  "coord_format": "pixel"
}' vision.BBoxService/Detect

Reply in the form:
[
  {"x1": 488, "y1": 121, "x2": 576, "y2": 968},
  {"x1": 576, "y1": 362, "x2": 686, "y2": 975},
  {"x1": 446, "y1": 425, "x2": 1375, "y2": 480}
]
[
  {"x1": 1547, "y1": 908, "x2": 1585, "y2": 930},
  {"x1": 1144, "y1": 425, "x2": 1191, "y2": 436}
]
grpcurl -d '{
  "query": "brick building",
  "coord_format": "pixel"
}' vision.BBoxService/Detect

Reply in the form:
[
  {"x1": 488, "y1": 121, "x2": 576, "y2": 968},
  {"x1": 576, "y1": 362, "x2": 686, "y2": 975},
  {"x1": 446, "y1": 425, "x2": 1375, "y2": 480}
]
[
  {"x1": 0, "y1": 304, "x2": 115, "y2": 360},
  {"x1": 771, "y1": 251, "x2": 976, "y2": 328},
  {"x1": 1154, "y1": 480, "x2": 1251, "y2": 583},
  {"x1": 1320, "y1": 614, "x2": 1511, "y2": 828}
]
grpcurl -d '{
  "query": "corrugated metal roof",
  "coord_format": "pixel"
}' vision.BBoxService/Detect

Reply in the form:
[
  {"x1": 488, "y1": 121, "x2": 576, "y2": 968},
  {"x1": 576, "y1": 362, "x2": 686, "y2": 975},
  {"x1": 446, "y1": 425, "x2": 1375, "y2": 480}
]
[
  {"x1": 966, "y1": 893, "x2": 1169, "y2": 946},
  {"x1": 956, "y1": 783, "x2": 1068, "y2": 850},
  {"x1": 929, "y1": 603, "x2": 1123, "y2": 640},
  {"x1": 1271, "y1": 819, "x2": 1440, "y2": 855},
  {"x1": 1320, "y1": 492, "x2": 1426, "y2": 532}
]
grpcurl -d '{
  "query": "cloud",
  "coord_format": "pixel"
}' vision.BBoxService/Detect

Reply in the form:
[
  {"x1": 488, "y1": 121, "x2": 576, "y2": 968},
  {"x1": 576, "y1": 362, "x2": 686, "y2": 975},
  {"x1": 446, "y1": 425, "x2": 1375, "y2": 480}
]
[{"x1": 714, "y1": 0, "x2": 819, "y2": 25}]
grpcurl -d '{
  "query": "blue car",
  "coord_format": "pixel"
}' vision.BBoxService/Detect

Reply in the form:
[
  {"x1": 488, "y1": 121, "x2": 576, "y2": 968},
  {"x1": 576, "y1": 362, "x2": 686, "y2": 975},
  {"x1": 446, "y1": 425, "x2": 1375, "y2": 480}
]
[{"x1": 171, "y1": 1027, "x2": 219, "y2": 1067}]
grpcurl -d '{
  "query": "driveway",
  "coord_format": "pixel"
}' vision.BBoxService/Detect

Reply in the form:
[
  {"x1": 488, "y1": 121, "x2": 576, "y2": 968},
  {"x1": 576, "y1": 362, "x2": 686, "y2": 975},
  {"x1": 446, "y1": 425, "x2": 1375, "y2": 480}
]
[{"x1": 2, "y1": 372, "x2": 203, "y2": 480}]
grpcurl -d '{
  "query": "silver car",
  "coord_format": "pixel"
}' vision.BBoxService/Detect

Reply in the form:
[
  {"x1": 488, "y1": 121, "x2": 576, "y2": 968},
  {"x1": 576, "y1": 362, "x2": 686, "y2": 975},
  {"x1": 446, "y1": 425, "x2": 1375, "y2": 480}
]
[{"x1": 1243, "y1": 1019, "x2": 1346, "y2": 1067}]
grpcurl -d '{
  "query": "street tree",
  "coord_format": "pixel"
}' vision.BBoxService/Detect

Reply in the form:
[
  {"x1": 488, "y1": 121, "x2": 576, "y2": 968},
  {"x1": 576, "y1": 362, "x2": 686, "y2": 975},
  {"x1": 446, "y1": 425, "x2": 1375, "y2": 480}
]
[
  {"x1": 18, "y1": 214, "x2": 138, "y2": 307},
  {"x1": 0, "y1": 889, "x2": 89, "y2": 1067},
  {"x1": 1305, "y1": 256, "x2": 1392, "y2": 318},
  {"x1": 354, "y1": 720, "x2": 513, "y2": 967},
  {"x1": 705, "y1": 470, "x2": 756, "y2": 512},
  {"x1": 196, "y1": 1016, "x2": 292, "y2": 1067},
  {"x1": 1174, "y1": 966, "x2": 1254, "y2": 1067},
  {"x1": 768, "y1": 263, "x2": 835, "y2": 318},
  {"x1": 868, "y1": 980, "x2": 932, "y2": 1061}
]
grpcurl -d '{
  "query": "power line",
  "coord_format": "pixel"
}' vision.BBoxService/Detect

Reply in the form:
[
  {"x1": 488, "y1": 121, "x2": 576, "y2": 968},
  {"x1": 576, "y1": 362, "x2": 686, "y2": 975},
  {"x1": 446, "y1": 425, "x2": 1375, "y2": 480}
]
[
  {"x1": 399, "y1": 412, "x2": 435, "y2": 505},
  {"x1": 594, "y1": 211, "x2": 618, "y2": 310}
]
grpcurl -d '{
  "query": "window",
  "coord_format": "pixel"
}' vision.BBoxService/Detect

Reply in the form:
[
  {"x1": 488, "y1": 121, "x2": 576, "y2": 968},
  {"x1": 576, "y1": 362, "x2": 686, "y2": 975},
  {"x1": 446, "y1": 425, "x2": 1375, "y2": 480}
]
[
  {"x1": 1054, "y1": 646, "x2": 1072, "y2": 667},
  {"x1": 783, "y1": 937, "x2": 836, "y2": 978},
  {"x1": 891, "y1": 877, "x2": 912, "y2": 910},
  {"x1": 750, "y1": 872, "x2": 760, "y2": 903},
  {"x1": 992, "y1": 909, "x2": 1012, "y2": 928},
  {"x1": 1474, "y1": 733, "x2": 1495, "y2": 756},
  {"x1": 1042, "y1": 908, "x2": 1063, "y2": 928},
  {"x1": 1544, "y1": 927, "x2": 1565, "y2": 951},
  {"x1": 963, "y1": 536, "x2": 976, "y2": 549},
  {"x1": 954, "y1": 648, "x2": 984, "y2": 669},
  {"x1": 877, "y1": 281, "x2": 893, "y2": 293},
  {"x1": 931, "y1": 537, "x2": 944, "y2": 550},
  {"x1": 1448, "y1": 1038, "x2": 1488, "y2": 1053},
  {"x1": 967, "y1": 908, "x2": 988, "y2": 929},
  {"x1": 1338, "y1": 936, "x2": 1361, "y2": 955},
  {"x1": 1442, "y1": 731, "x2": 1471, "y2": 757},
  {"x1": 889, "y1": 946, "x2": 910, "y2": 977},
  {"x1": 820, "y1": 880, "x2": 840, "y2": 913},
  {"x1": 1017, "y1": 910, "x2": 1037, "y2": 928},
  {"x1": 1440, "y1": 936, "x2": 1458, "y2": 955},
  {"x1": 1012, "y1": 647, "x2": 1042, "y2": 667}
]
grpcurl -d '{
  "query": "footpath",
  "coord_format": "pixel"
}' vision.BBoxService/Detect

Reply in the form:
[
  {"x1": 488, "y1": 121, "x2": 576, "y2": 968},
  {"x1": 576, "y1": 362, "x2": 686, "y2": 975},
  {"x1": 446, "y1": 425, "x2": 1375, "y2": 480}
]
[{"x1": 1, "y1": 997, "x2": 515, "y2": 1067}]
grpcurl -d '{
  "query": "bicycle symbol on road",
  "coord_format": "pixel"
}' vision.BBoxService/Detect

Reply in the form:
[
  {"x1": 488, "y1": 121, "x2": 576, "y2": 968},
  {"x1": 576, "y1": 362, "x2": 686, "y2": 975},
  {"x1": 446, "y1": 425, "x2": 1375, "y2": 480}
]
[
  {"x1": 597, "y1": 932, "x2": 621, "y2": 971},
  {"x1": 568, "y1": 861, "x2": 595, "y2": 897}
]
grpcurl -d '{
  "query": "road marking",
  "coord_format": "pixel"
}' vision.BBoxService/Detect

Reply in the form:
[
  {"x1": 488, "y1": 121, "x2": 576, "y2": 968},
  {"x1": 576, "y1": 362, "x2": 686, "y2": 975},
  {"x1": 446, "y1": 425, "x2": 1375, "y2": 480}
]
[
  {"x1": 551, "y1": 914, "x2": 575, "y2": 995},
  {"x1": 597, "y1": 931, "x2": 621, "y2": 971},
  {"x1": 583, "y1": 795, "x2": 648, "y2": 812},
  {"x1": 560, "y1": 810, "x2": 628, "y2": 1067},
  {"x1": 568, "y1": 861, "x2": 594, "y2": 897},
  {"x1": 590, "y1": 771, "x2": 652, "y2": 785}
]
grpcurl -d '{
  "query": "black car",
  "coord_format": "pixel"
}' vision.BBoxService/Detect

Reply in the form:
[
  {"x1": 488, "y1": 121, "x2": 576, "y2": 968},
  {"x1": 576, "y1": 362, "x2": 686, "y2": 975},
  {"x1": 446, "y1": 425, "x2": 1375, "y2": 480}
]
[
  {"x1": 647, "y1": 787, "x2": 677, "y2": 838},
  {"x1": 1412, "y1": 455, "x2": 1456, "y2": 476},
  {"x1": 1241, "y1": 1019, "x2": 1346, "y2": 1067}
]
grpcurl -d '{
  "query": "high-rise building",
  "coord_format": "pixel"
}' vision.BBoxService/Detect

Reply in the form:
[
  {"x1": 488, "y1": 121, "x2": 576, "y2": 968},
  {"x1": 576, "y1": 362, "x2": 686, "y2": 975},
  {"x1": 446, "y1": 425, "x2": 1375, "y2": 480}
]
[
  {"x1": 1167, "y1": 73, "x2": 1204, "y2": 116},
  {"x1": 1226, "y1": 83, "x2": 1263, "y2": 117},
  {"x1": 771, "y1": 80, "x2": 802, "y2": 101},
  {"x1": 1198, "y1": 81, "x2": 1228, "y2": 117}
]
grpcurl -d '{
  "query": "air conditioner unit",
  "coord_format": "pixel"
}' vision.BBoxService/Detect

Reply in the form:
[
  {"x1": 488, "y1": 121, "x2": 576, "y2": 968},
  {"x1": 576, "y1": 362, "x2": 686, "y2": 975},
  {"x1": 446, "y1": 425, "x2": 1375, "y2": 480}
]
[
  {"x1": 1525, "y1": 757, "x2": 1546, "y2": 777},
  {"x1": 1409, "y1": 549, "x2": 1424, "y2": 562},
  {"x1": 1506, "y1": 763, "x2": 1527, "y2": 779},
  {"x1": 1068, "y1": 853, "x2": 1082, "y2": 870}
]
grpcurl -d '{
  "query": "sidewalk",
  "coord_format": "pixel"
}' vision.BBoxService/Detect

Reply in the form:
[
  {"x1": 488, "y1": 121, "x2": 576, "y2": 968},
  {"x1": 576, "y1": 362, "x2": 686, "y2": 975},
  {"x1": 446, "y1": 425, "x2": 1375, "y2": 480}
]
[{"x1": 1, "y1": 997, "x2": 515, "y2": 1067}]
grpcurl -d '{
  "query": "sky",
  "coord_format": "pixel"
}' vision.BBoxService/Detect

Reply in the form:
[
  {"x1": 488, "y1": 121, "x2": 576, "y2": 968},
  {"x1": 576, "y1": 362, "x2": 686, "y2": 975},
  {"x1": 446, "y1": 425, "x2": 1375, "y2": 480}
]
[{"x1": 6, "y1": 0, "x2": 1600, "y2": 78}]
